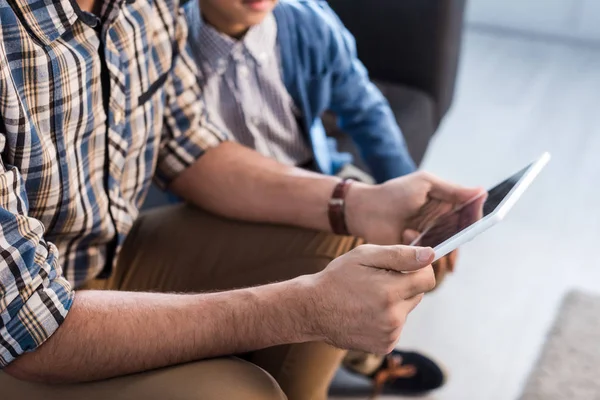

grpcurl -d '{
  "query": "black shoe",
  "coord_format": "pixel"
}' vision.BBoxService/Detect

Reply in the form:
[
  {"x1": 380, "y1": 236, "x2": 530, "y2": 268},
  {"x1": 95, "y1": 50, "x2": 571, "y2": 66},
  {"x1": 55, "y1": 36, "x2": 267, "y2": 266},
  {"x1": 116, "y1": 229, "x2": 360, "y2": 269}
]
[{"x1": 355, "y1": 350, "x2": 447, "y2": 397}]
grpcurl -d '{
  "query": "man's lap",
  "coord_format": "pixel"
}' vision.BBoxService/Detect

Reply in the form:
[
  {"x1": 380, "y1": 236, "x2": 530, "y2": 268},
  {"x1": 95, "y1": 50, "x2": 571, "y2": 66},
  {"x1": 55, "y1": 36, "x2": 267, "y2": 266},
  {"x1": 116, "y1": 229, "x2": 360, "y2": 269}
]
[
  {"x1": 96, "y1": 204, "x2": 356, "y2": 399},
  {"x1": 85, "y1": 204, "x2": 361, "y2": 293},
  {"x1": 0, "y1": 205, "x2": 358, "y2": 400}
]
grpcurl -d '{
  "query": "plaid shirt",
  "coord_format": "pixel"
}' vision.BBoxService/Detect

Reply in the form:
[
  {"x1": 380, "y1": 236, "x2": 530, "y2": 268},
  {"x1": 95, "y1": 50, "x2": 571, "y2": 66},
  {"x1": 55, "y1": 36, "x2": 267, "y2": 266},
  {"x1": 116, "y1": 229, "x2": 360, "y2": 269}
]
[{"x1": 0, "y1": 0, "x2": 224, "y2": 367}]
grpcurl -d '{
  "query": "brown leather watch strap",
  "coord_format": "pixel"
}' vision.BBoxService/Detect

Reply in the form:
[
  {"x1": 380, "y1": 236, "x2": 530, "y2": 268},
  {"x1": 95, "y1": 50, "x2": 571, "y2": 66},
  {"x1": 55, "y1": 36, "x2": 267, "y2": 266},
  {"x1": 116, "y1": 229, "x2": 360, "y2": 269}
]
[{"x1": 328, "y1": 179, "x2": 354, "y2": 235}]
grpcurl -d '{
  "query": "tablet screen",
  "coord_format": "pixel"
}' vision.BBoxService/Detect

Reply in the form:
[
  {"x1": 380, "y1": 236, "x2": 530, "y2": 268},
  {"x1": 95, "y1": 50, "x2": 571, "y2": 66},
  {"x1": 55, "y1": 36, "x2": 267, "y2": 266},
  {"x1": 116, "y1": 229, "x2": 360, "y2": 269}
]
[{"x1": 412, "y1": 163, "x2": 532, "y2": 249}]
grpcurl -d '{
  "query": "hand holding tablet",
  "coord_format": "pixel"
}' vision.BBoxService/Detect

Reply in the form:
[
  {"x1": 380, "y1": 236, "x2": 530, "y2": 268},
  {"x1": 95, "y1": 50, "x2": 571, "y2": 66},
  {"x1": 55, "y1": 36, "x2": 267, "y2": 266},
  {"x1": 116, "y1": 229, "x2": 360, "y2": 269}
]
[{"x1": 411, "y1": 152, "x2": 551, "y2": 261}]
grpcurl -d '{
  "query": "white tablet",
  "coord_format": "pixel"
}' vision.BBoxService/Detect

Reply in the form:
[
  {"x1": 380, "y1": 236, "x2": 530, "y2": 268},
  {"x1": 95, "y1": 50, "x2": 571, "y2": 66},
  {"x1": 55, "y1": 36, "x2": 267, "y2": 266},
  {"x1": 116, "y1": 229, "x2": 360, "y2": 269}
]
[{"x1": 411, "y1": 152, "x2": 551, "y2": 261}]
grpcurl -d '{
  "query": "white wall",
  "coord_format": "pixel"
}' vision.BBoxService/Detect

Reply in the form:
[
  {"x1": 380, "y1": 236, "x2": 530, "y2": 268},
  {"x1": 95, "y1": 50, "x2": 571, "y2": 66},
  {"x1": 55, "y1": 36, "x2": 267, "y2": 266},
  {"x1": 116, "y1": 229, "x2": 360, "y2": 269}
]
[
  {"x1": 467, "y1": 0, "x2": 600, "y2": 42},
  {"x1": 578, "y1": 0, "x2": 600, "y2": 41}
]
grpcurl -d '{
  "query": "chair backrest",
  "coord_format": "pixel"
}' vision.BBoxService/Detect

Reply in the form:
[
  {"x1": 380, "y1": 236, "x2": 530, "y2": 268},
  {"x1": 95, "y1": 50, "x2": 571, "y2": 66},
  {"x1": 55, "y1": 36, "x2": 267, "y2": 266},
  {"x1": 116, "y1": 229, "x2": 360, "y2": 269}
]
[{"x1": 326, "y1": 0, "x2": 467, "y2": 123}]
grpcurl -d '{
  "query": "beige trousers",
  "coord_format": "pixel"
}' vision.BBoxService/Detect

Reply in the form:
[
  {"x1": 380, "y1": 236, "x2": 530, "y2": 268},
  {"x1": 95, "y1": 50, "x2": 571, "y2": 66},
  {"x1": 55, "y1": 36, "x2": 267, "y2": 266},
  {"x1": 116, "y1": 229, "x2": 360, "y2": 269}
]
[{"x1": 1, "y1": 205, "x2": 363, "y2": 400}]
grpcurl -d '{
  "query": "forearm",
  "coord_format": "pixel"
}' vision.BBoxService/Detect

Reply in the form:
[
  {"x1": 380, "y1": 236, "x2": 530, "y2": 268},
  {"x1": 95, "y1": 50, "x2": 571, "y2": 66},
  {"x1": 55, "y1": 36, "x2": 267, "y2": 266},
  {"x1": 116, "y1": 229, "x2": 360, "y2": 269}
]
[
  {"x1": 170, "y1": 142, "x2": 340, "y2": 232},
  {"x1": 5, "y1": 279, "x2": 315, "y2": 384}
]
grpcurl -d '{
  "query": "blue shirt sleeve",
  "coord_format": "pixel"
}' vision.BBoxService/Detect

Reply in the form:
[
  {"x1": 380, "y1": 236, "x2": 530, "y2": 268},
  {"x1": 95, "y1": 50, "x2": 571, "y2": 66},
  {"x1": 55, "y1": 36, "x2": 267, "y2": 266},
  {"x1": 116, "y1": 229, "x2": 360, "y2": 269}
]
[{"x1": 319, "y1": 4, "x2": 417, "y2": 182}]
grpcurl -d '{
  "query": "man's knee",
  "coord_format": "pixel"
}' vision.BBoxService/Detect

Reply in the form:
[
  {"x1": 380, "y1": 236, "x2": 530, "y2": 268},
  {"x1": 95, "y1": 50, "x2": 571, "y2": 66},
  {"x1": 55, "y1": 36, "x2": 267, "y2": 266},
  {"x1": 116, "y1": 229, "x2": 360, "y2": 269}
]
[{"x1": 0, "y1": 358, "x2": 287, "y2": 400}]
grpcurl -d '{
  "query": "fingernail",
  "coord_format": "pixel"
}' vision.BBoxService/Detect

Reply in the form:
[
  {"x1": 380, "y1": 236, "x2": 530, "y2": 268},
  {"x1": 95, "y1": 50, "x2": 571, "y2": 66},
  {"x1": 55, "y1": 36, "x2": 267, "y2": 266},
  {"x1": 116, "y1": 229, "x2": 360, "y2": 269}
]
[{"x1": 416, "y1": 247, "x2": 434, "y2": 263}]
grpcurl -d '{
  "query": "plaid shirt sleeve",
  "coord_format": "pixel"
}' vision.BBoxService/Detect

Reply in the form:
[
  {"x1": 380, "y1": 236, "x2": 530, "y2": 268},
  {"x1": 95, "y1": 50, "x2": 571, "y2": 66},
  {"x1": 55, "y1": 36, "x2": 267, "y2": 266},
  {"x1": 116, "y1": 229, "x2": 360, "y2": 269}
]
[
  {"x1": 154, "y1": 7, "x2": 227, "y2": 188},
  {"x1": 0, "y1": 150, "x2": 74, "y2": 368}
]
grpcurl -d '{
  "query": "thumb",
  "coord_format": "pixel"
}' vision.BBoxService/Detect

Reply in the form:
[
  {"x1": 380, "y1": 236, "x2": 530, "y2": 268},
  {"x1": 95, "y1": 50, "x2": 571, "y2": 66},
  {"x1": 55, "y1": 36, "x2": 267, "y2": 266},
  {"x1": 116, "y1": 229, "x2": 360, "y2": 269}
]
[{"x1": 357, "y1": 244, "x2": 435, "y2": 273}]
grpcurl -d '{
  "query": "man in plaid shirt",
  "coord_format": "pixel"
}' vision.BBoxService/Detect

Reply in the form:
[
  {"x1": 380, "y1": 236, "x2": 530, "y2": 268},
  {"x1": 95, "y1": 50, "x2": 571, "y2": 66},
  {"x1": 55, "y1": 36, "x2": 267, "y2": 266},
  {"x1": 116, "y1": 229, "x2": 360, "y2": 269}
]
[{"x1": 0, "y1": 0, "x2": 480, "y2": 397}]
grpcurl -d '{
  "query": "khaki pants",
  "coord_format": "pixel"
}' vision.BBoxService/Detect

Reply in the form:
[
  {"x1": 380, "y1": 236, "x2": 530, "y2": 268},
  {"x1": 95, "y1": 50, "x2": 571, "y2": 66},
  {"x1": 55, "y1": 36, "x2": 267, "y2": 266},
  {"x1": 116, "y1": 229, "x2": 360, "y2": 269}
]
[{"x1": 1, "y1": 205, "x2": 362, "y2": 400}]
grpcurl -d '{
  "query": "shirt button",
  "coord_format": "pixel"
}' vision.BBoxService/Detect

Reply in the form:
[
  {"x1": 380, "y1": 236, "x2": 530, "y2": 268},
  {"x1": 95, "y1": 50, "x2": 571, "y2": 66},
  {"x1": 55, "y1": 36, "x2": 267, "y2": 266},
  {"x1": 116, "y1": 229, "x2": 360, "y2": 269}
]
[
  {"x1": 217, "y1": 58, "x2": 227, "y2": 75},
  {"x1": 232, "y1": 47, "x2": 244, "y2": 62},
  {"x1": 249, "y1": 116, "x2": 260, "y2": 126},
  {"x1": 239, "y1": 66, "x2": 249, "y2": 78},
  {"x1": 114, "y1": 109, "x2": 124, "y2": 125},
  {"x1": 258, "y1": 52, "x2": 268, "y2": 63}
]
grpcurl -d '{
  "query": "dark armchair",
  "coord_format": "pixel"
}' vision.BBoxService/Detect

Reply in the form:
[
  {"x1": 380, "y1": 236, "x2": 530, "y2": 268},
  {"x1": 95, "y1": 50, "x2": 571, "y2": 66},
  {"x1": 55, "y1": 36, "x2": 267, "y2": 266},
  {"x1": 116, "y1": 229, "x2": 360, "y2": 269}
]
[
  {"x1": 324, "y1": 0, "x2": 467, "y2": 167},
  {"x1": 324, "y1": 0, "x2": 467, "y2": 393}
]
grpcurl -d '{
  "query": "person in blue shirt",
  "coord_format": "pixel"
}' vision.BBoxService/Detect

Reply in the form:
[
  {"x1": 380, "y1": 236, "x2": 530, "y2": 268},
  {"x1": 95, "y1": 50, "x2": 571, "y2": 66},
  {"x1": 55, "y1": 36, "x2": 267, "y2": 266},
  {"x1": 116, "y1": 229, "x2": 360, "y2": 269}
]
[
  {"x1": 185, "y1": 0, "x2": 417, "y2": 183},
  {"x1": 183, "y1": 0, "x2": 450, "y2": 396}
]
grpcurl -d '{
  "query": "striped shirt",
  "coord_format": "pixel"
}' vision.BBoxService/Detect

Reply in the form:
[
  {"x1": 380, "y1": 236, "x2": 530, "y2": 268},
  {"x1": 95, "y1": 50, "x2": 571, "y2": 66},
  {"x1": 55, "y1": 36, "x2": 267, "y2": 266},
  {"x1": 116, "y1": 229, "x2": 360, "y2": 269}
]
[
  {"x1": 186, "y1": 7, "x2": 312, "y2": 166},
  {"x1": 0, "y1": 0, "x2": 224, "y2": 367}
]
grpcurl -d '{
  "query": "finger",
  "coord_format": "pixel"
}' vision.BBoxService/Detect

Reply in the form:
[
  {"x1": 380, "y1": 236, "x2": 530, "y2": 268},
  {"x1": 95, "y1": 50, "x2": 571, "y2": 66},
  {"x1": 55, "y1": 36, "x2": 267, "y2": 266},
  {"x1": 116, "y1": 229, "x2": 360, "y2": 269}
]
[
  {"x1": 356, "y1": 244, "x2": 435, "y2": 273},
  {"x1": 448, "y1": 249, "x2": 458, "y2": 272},
  {"x1": 423, "y1": 173, "x2": 485, "y2": 204},
  {"x1": 393, "y1": 266, "x2": 436, "y2": 299},
  {"x1": 402, "y1": 229, "x2": 420, "y2": 245},
  {"x1": 387, "y1": 294, "x2": 423, "y2": 335},
  {"x1": 432, "y1": 256, "x2": 447, "y2": 280},
  {"x1": 403, "y1": 293, "x2": 424, "y2": 313},
  {"x1": 388, "y1": 294, "x2": 425, "y2": 340}
]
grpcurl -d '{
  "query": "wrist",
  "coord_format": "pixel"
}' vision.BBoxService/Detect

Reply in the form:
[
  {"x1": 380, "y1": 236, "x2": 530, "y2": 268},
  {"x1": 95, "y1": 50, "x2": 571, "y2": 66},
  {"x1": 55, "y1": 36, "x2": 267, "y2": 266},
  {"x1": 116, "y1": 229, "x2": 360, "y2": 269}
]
[
  {"x1": 285, "y1": 274, "x2": 328, "y2": 342},
  {"x1": 344, "y1": 181, "x2": 378, "y2": 239},
  {"x1": 249, "y1": 277, "x2": 323, "y2": 344}
]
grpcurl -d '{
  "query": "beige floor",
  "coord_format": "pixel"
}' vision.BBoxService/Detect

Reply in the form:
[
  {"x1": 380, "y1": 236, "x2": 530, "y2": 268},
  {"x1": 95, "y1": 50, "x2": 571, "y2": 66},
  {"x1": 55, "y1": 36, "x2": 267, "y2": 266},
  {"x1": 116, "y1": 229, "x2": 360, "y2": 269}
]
[{"x1": 334, "y1": 29, "x2": 600, "y2": 400}]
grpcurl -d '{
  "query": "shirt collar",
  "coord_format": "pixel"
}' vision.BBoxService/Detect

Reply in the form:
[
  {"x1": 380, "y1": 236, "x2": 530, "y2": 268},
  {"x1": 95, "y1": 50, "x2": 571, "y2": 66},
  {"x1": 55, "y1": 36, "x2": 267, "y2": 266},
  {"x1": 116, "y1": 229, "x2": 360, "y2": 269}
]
[
  {"x1": 198, "y1": 13, "x2": 277, "y2": 74},
  {"x1": 10, "y1": 0, "x2": 126, "y2": 46},
  {"x1": 10, "y1": 0, "x2": 78, "y2": 45},
  {"x1": 244, "y1": 13, "x2": 277, "y2": 63}
]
